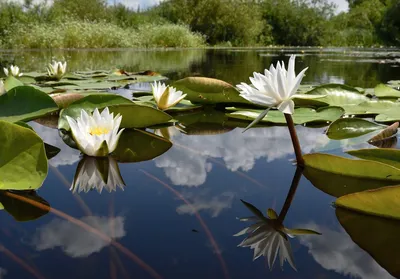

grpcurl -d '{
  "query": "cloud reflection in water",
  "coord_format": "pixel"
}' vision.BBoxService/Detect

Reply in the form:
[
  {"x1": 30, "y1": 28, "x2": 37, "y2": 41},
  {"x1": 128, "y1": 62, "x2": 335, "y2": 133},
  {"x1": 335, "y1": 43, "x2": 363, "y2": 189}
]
[
  {"x1": 299, "y1": 223, "x2": 395, "y2": 279},
  {"x1": 33, "y1": 216, "x2": 125, "y2": 258}
]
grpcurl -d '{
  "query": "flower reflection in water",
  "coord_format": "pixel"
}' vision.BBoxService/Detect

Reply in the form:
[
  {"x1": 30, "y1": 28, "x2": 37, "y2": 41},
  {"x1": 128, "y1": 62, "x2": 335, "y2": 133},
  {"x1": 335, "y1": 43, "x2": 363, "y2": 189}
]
[
  {"x1": 236, "y1": 168, "x2": 320, "y2": 271},
  {"x1": 71, "y1": 156, "x2": 125, "y2": 194},
  {"x1": 235, "y1": 203, "x2": 297, "y2": 270}
]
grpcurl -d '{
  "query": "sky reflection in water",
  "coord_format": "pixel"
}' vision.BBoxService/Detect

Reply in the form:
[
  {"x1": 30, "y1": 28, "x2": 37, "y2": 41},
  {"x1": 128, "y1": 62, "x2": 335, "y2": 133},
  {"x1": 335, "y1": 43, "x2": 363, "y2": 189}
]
[{"x1": 1, "y1": 48, "x2": 399, "y2": 279}]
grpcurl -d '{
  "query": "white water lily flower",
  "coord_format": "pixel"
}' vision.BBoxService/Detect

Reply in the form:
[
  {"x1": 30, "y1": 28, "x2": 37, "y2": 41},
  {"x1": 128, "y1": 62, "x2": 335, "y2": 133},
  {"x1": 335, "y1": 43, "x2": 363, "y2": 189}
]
[
  {"x1": 237, "y1": 55, "x2": 307, "y2": 116},
  {"x1": 235, "y1": 200, "x2": 320, "y2": 271},
  {"x1": 152, "y1": 81, "x2": 187, "y2": 110},
  {"x1": 47, "y1": 61, "x2": 67, "y2": 79},
  {"x1": 0, "y1": 80, "x2": 5, "y2": 95},
  {"x1": 71, "y1": 156, "x2": 125, "y2": 194},
  {"x1": 3, "y1": 65, "x2": 23, "y2": 77},
  {"x1": 66, "y1": 107, "x2": 124, "y2": 157}
]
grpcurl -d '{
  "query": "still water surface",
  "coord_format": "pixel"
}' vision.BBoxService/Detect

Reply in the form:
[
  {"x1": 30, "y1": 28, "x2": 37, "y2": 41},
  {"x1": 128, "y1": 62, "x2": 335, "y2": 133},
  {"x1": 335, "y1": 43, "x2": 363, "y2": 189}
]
[{"x1": 1, "y1": 48, "x2": 400, "y2": 279}]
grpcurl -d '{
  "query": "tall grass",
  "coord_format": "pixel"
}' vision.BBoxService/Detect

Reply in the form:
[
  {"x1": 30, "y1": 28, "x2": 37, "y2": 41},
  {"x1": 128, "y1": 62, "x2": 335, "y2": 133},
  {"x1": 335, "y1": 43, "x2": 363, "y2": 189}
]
[{"x1": 2, "y1": 21, "x2": 205, "y2": 49}]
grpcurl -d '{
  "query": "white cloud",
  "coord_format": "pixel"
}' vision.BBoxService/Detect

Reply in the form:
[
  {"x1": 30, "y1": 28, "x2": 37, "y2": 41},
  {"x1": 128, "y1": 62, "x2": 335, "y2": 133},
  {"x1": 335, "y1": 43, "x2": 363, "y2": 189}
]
[
  {"x1": 155, "y1": 126, "x2": 330, "y2": 187},
  {"x1": 33, "y1": 216, "x2": 125, "y2": 258},
  {"x1": 30, "y1": 122, "x2": 81, "y2": 167},
  {"x1": 0, "y1": 268, "x2": 7, "y2": 279},
  {"x1": 299, "y1": 223, "x2": 394, "y2": 279},
  {"x1": 176, "y1": 191, "x2": 235, "y2": 217}
]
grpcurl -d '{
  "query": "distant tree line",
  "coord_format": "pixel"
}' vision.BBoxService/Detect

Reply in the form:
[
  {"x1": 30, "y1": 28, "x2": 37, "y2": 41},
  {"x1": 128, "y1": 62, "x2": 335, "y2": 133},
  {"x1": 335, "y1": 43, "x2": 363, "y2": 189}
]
[{"x1": 0, "y1": 0, "x2": 398, "y2": 47}]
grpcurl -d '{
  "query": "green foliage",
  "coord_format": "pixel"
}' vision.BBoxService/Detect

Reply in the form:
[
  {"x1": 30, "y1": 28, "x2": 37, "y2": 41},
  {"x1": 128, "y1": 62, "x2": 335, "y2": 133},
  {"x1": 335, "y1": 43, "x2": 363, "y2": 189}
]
[
  {"x1": 156, "y1": 0, "x2": 267, "y2": 46},
  {"x1": 0, "y1": 0, "x2": 399, "y2": 48}
]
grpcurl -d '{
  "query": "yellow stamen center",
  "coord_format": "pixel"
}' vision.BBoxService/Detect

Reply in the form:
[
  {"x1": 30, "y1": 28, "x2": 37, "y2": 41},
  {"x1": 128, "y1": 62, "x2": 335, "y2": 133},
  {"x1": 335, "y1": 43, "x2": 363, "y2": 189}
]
[{"x1": 89, "y1": 127, "x2": 110, "y2": 136}]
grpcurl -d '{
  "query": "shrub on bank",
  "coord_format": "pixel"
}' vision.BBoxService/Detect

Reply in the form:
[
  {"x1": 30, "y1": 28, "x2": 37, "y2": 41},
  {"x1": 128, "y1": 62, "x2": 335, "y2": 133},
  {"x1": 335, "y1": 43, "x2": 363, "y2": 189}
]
[{"x1": 1, "y1": 21, "x2": 205, "y2": 49}]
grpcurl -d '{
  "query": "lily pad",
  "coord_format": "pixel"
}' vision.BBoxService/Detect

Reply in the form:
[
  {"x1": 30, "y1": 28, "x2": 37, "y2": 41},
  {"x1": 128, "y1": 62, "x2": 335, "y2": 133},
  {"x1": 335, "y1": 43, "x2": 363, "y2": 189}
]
[
  {"x1": 4, "y1": 76, "x2": 23, "y2": 91},
  {"x1": 0, "y1": 86, "x2": 59, "y2": 123},
  {"x1": 374, "y1": 83, "x2": 400, "y2": 98},
  {"x1": 303, "y1": 153, "x2": 400, "y2": 197},
  {"x1": 172, "y1": 77, "x2": 248, "y2": 105},
  {"x1": 111, "y1": 129, "x2": 172, "y2": 163},
  {"x1": 367, "y1": 122, "x2": 398, "y2": 145},
  {"x1": 0, "y1": 120, "x2": 48, "y2": 190},
  {"x1": 228, "y1": 107, "x2": 344, "y2": 125},
  {"x1": 341, "y1": 100, "x2": 400, "y2": 116},
  {"x1": 58, "y1": 94, "x2": 132, "y2": 130},
  {"x1": 376, "y1": 109, "x2": 400, "y2": 123},
  {"x1": 306, "y1": 84, "x2": 370, "y2": 106},
  {"x1": 336, "y1": 185, "x2": 400, "y2": 220},
  {"x1": 326, "y1": 118, "x2": 387, "y2": 140},
  {"x1": 0, "y1": 191, "x2": 50, "y2": 222},
  {"x1": 55, "y1": 81, "x2": 121, "y2": 91},
  {"x1": 348, "y1": 148, "x2": 400, "y2": 169},
  {"x1": 336, "y1": 208, "x2": 400, "y2": 278}
]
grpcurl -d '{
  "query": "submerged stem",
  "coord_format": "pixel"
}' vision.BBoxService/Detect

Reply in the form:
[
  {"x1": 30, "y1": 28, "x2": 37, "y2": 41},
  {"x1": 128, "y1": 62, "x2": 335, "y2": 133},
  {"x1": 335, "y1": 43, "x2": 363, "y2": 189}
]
[{"x1": 284, "y1": 113, "x2": 304, "y2": 167}]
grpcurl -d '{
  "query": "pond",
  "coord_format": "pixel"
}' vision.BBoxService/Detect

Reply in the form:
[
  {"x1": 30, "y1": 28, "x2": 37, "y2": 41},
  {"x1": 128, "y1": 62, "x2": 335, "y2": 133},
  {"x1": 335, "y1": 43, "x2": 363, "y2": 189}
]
[{"x1": 0, "y1": 47, "x2": 400, "y2": 279}]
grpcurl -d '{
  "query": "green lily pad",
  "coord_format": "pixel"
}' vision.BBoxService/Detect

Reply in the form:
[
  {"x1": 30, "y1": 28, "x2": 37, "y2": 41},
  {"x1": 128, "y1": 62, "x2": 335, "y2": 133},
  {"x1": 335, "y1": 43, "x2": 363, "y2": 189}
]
[
  {"x1": 326, "y1": 118, "x2": 387, "y2": 140},
  {"x1": 306, "y1": 84, "x2": 370, "y2": 106},
  {"x1": 374, "y1": 83, "x2": 400, "y2": 98},
  {"x1": 336, "y1": 208, "x2": 400, "y2": 278},
  {"x1": 376, "y1": 108, "x2": 400, "y2": 123},
  {"x1": 111, "y1": 129, "x2": 172, "y2": 163},
  {"x1": 0, "y1": 191, "x2": 50, "y2": 222},
  {"x1": 59, "y1": 94, "x2": 172, "y2": 130},
  {"x1": 341, "y1": 100, "x2": 400, "y2": 116},
  {"x1": 292, "y1": 94, "x2": 329, "y2": 107},
  {"x1": 303, "y1": 153, "x2": 400, "y2": 197},
  {"x1": 336, "y1": 185, "x2": 400, "y2": 220},
  {"x1": 172, "y1": 77, "x2": 247, "y2": 105},
  {"x1": 0, "y1": 120, "x2": 48, "y2": 190},
  {"x1": 348, "y1": 148, "x2": 400, "y2": 169},
  {"x1": 0, "y1": 86, "x2": 59, "y2": 123},
  {"x1": 228, "y1": 107, "x2": 344, "y2": 125},
  {"x1": 55, "y1": 81, "x2": 121, "y2": 90},
  {"x1": 108, "y1": 104, "x2": 172, "y2": 128},
  {"x1": 4, "y1": 76, "x2": 23, "y2": 91},
  {"x1": 58, "y1": 94, "x2": 132, "y2": 130}
]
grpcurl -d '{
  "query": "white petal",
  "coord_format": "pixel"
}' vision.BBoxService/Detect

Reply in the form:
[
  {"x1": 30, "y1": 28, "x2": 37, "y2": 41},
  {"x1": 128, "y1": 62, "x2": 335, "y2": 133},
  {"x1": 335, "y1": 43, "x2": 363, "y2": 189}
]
[
  {"x1": 240, "y1": 93, "x2": 276, "y2": 107},
  {"x1": 277, "y1": 99, "x2": 295, "y2": 115},
  {"x1": 289, "y1": 67, "x2": 308, "y2": 97}
]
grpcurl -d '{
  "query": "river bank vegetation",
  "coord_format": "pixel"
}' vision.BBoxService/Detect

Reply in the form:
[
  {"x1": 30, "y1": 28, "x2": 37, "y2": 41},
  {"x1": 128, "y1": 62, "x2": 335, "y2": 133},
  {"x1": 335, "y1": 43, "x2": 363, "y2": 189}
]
[{"x1": 0, "y1": 0, "x2": 398, "y2": 49}]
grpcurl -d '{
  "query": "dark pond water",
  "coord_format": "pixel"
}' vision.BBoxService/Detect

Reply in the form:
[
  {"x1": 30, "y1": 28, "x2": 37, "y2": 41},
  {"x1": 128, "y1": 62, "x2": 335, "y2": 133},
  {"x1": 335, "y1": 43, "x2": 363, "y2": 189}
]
[{"x1": 1, "y1": 48, "x2": 400, "y2": 279}]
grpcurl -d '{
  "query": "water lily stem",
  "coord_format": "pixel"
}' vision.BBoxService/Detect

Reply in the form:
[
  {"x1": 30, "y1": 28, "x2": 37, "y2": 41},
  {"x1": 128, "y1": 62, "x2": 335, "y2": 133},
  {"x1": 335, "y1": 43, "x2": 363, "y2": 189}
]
[
  {"x1": 284, "y1": 113, "x2": 304, "y2": 167},
  {"x1": 278, "y1": 167, "x2": 303, "y2": 223}
]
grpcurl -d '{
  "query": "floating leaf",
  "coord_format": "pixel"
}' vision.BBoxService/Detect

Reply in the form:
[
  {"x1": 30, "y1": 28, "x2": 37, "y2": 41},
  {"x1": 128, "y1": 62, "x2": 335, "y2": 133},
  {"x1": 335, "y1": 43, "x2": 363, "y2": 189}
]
[
  {"x1": 0, "y1": 121, "x2": 48, "y2": 190},
  {"x1": 0, "y1": 86, "x2": 59, "y2": 123},
  {"x1": 111, "y1": 129, "x2": 172, "y2": 163},
  {"x1": 326, "y1": 118, "x2": 386, "y2": 140},
  {"x1": 336, "y1": 208, "x2": 400, "y2": 278},
  {"x1": 228, "y1": 107, "x2": 344, "y2": 125},
  {"x1": 336, "y1": 185, "x2": 400, "y2": 220},
  {"x1": 292, "y1": 94, "x2": 329, "y2": 107},
  {"x1": 376, "y1": 108, "x2": 400, "y2": 123},
  {"x1": 58, "y1": 94, "x2": 132, "y2": 130},
  {"x1": 55, "y1": 81, "x2": 121, "y2": 90},
  {"x1": 108, "y1": 104, "x2": 172, "y2": 128},
  {"x1": 303, "y1": 153, "x2": 400, "y2": 197},
  {"x1": 348, "y1": 148, "x2": 400, "y2": 169},
  {"x1": 306, "y1": 84, "x2": 370, "y2": 106},
  {"x1": 368, "y1": 122, "x2": 398, "y2": 145},
  {"x1": 341, "y1": 100, "x2": 400, "y2": 116},
  {"x1": 4, "y1": 76, "x2": 23, "y2": 91},
  {"x1": 0, "y1": 191, "x2": 50, "y2": 222},
  {"x1": 172, "y1": 77, "x2": 247, "y2": 105},
  {"x1": 374, "y1": 83, "x2": 400, "y2": 98},
  {"x1": 44, "y1": 143, "x2": 61, "y2": 160}
]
